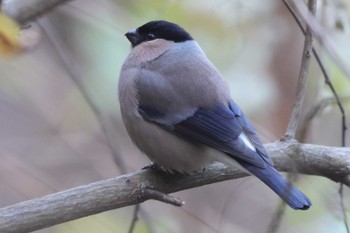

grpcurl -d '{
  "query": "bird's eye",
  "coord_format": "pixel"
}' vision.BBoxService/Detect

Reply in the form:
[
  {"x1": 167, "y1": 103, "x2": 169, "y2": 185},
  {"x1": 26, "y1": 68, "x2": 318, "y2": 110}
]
[{"x1": 146, "y1": 33, "x2": 156, "y2": 41}]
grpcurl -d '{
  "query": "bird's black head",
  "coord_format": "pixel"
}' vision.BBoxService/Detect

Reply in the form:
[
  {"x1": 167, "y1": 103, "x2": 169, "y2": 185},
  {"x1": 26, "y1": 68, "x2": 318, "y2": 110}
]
[{"x1": 125, "y1": 20, "x2": 193, "y2": 47}]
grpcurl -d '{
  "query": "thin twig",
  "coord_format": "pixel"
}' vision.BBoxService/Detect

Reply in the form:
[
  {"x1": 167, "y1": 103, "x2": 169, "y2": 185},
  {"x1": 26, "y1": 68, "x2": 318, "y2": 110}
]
[
  {"x1": 298, "y1": 96, "x2": 350, "y2": 142},
  {"x1": 266, "y1": 201, "x2": 287, "y2": 233},
  {"x1": 298, "y1": 98, "x2": 333, "y2": 142},
  {"x1": 339, "y1": 184, "x2": 350, "y2": 233},
  {"x1": 282, "y1": 0, "x2": 347, "y2": 145},
  {"x1": 139, "y1": 208, "x2": 156, "y2": 233},
  {"x1": 38, "y1": 18, "x2": 128, "y2": 174},
  {"x1": 284, "y1": 0, "x2": 317, "y2": 139},
  {"x1": 141, "y1": 188, "x2": 185, "y2": 207},
  {"x1": 127, "y1": 205, "x2": 140, "y2": 233},
  {"x1": 291, "y1": 0, "x2": 350, "y2": 81}
]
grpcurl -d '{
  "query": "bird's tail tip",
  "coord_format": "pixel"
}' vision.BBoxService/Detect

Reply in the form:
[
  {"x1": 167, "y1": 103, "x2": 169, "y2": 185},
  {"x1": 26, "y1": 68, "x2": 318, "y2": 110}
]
[
  {"x1": 284, "y1": 186, "x2": 312, "y2": 210},
  {"x1": 243, "y1": 164, "x2": 312, "y2": 210},
  {"x1": 263, "y1": 170, "x2": 312, "y2": 210}
]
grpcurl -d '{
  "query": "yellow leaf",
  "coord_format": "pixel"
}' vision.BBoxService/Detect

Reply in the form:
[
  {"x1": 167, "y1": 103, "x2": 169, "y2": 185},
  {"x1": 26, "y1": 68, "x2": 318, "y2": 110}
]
[{"x1": 0, "y1": 12, "x2": 20, "y2": 56}]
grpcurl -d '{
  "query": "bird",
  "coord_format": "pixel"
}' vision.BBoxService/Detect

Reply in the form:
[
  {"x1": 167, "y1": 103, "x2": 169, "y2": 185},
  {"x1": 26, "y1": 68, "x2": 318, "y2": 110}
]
[{"x1": 118, "y1": 20, "x2": 312, "y2": 210}]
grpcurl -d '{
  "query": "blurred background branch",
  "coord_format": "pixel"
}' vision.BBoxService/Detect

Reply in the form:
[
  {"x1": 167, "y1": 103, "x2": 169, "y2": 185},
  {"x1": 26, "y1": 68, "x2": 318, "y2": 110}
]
[
  {"x1": 292, "y1": 0, "x2": 350, "y2": 81},
  {"x1": 284, "y1": 0, "x2": 316, "y2": 140},
  {"x1": 298, "y1": 96, "x2": 350, "y2": 142},
  {"x1": 2, "y1": 0, "x2": 71, "y2": 25},
  {"x1": 284, "y1": 0, "x2": 348, "y2": 146}
]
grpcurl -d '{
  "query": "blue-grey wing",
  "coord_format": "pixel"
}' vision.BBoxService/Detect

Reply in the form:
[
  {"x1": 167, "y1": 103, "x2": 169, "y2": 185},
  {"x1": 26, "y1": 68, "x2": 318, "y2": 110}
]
[
  {"x1": 228, "y1": 101, "x2": 273, "y2": 166},
  {"x1": 139, "y1": 100, "x2": 272, "y2": 168}
]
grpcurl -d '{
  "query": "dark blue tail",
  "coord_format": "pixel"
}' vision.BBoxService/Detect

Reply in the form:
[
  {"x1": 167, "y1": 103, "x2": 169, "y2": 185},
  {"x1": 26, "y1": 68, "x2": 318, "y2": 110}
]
[{"x1": 240, "y1": 162, "x2": 312, "y2": 210}]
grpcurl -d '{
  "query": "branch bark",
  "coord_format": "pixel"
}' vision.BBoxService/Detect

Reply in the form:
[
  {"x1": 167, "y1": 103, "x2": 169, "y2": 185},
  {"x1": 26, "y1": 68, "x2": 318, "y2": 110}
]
[{"x1": 0, "y1": 141, "x2": 349, "y2": 233}]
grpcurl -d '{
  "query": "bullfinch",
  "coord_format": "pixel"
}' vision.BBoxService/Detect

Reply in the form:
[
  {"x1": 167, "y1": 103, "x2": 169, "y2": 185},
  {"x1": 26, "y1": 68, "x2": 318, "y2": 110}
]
[{"x1": 118, "y1": 20, "x2": 311, "y2": 210}]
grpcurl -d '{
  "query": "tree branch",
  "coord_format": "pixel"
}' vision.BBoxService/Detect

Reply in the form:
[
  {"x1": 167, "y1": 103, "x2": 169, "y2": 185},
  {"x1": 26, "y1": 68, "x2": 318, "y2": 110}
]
[
  {"x1": 284, "y1": 0, "x2": 316, "y2": 139},
  {"x1": 2, "y1": 0, "x2": 71, "y2": 25},
  {"x1": 282, "y1": 0, "x2": 348, "y2": 146},
  {"x1": 0, "y1": 141, "x2": 349, "y2": 233},
  {"x1": 141, "y1": 188, "x2": 185, "y2": 207},
  {"x1": 291, "y1": 0, "x2": 350, "y2": 81}
]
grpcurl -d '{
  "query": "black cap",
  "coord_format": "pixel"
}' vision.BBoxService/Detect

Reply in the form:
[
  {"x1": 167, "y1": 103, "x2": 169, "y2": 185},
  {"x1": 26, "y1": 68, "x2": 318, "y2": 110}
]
[{"x1": 125, "y1": 20, "x2": 193, "y2": 47}]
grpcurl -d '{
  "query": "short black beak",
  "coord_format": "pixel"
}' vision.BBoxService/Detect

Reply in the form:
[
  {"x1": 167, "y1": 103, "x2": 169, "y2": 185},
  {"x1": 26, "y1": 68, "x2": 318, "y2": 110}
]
[{"x1": 125, "y1": 30, "x2": 141, "y2": 47}]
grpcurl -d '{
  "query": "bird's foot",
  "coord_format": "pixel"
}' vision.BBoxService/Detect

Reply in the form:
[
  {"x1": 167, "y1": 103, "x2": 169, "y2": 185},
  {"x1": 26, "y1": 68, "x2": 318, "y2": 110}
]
[{"x1": 142, "y1": 162, "x2": 162, "y2": 171}]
